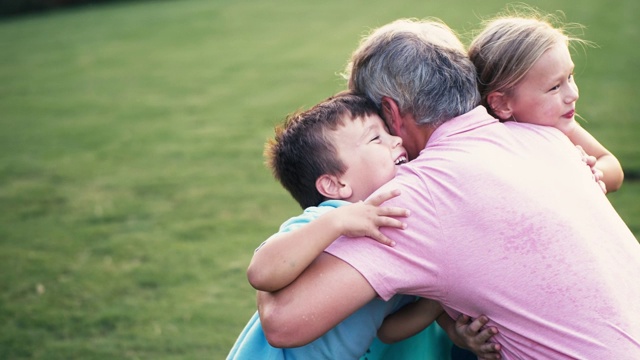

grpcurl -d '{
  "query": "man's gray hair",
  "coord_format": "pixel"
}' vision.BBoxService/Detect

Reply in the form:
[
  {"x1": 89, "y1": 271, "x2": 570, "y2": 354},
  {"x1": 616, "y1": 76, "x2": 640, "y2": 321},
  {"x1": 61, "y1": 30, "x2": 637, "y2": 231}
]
[{"x1": 346, "y1": 18, "x2": 480, "y2": 126}]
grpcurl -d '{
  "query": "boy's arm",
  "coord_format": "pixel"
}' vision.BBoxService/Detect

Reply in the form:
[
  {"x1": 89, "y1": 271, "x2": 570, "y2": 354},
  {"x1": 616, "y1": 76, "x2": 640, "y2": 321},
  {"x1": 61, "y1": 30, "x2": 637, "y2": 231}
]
[
  {"x1": 247, "y1": 189, "x2": 409, "y2": 292},
  {"x1": 377, "y1": 298, "x2": 443, "y2": 344},
  {"x1": 437, "y1": 314, "x2": 502, "y2": 359},
  {"x1": 378, "y1": 298, "x2": 502, "y2": 359},
  {"x1": 565, "y1": 123, "x2": 624, "y2": 192},
  {"x1": 258, "y1": 252, "x2": 377, "y2": 348}
]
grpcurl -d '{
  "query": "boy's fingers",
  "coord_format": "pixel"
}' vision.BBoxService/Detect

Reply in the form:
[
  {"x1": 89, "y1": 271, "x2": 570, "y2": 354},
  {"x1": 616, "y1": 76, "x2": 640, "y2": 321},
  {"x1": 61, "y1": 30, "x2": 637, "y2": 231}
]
[
  {"x1": 376, "y1": 217, "x2": 407, "y2": 230},
  {"x1": 481, "y1": 345, "x2": 502, "y2": 359},
  {"x1": 468, "y1": 315, "x2": 489, "y2": 333},
  {"x1": 378, "y1": 207, "x2": 410, "y2": 217},
  {"x1": 455, "y1": 314, "x2": 470, "y2": 327},
  {"x1": 480, "y1": 341, "x2": 501, "y2": 355},
  {"x1": 476, "y1": 327, "x2": 498, "y2": 342},
  {"x1": 456, "y1": 314, "x2": 471, "y2": 325},
  {"x1": 365, "y1": 189, "x2": 401, "y2": 206},
  {"x1": 368, "y1": 231, "x2": 395, "y2": 247},
  {"x1": 480, "y1": 355, "x2": 501, "y2": 360}
]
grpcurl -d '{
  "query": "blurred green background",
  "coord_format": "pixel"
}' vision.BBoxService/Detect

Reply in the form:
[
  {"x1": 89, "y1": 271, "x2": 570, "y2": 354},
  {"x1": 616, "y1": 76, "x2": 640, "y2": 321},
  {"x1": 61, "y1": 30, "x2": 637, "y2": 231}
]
[{"x1": 1, "y1": 0, "x2": 638, "y2": 358}]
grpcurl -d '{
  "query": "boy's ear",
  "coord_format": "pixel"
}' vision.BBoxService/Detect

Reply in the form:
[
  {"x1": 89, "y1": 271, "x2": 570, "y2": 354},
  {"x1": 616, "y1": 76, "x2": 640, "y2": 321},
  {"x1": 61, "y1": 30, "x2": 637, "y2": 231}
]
[
  {"x1": 486, "y1": 92, "x2": 512, "y2": 120},
  {"x1": 316, "y1": 174, "x2": 353, "y2": 200},
  {"x1": 381, "y1": 96, "x2": 404, "y2": 135}
]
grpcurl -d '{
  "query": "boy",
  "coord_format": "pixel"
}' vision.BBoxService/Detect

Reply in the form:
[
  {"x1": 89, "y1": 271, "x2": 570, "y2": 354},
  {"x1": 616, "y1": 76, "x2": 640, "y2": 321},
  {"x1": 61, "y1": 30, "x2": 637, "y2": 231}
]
[{"x1": 228, "y1": 91, "x2": 499, "y2": 359}]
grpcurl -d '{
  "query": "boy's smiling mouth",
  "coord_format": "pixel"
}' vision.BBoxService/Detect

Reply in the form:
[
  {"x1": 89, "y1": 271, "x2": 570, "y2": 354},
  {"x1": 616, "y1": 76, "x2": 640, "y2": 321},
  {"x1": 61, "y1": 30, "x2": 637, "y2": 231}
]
[{"x1": 395, "y1": 155, "x2": 408, "y2": 165}]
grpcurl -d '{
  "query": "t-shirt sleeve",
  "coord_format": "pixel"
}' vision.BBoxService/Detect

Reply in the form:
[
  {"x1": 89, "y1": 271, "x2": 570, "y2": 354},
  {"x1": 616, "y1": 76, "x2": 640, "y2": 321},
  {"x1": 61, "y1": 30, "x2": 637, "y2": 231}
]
[
  {"x1": 325, "y1": 171, "x2": 446, "y2": 301},
  {"x1": 255, "y1": 201, "x2": 346, "y2": 252}
]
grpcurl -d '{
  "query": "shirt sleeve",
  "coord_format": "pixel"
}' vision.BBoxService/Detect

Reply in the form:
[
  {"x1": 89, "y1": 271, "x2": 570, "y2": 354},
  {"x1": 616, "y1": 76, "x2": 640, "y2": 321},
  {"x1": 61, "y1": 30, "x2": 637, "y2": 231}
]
[
  {"x1": 325, "y1": 170, "x2": 446, "y2": 301},
  {"x1": 255, "y1": 201, "x2": 348, "y2": 251}
]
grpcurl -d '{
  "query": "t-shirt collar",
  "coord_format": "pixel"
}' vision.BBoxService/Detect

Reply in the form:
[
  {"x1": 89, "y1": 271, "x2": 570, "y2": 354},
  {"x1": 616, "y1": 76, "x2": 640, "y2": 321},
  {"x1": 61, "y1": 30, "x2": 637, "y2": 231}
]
[{"x1": 422, "y1": 106, "x2": 497, "y2": 151}]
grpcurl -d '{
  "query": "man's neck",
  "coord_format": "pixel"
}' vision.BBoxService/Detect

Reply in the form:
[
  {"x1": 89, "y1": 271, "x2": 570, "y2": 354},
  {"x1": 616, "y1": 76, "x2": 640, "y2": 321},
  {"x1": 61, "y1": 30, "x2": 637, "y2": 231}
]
[{"x1": 402, "y1": 114, "x2": 438, "y2": 160}]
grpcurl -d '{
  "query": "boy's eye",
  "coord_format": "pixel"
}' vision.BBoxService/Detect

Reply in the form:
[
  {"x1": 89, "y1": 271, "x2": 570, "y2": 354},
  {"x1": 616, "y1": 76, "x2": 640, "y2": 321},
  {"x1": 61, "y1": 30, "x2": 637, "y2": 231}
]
[
  {"x1": 370, "y1": 135, "x2": 381, "y2": 143},
  {"x1": 549, "y1": 84, "x2": 560, "y2": 92}
]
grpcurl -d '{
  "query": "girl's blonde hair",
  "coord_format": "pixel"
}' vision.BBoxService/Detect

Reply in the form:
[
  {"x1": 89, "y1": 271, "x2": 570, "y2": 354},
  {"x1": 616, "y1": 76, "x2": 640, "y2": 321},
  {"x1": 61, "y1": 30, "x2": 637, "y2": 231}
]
[{"x1": 468, "y1": 7, "x2": 588, "y2": 117}]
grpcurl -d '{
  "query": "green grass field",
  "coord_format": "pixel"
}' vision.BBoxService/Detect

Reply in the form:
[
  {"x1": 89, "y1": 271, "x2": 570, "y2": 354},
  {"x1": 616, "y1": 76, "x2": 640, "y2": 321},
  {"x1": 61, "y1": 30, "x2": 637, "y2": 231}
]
[{"x1": 1, "y1": 0, "x2": 638, "y2": 358}]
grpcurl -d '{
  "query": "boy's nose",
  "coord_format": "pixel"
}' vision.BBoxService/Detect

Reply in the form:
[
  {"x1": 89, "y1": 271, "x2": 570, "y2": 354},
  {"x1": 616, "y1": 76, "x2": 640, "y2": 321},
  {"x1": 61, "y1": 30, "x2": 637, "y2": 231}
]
[{"x1": 393, "y1": 135, "x2": 403, "y2": 147}]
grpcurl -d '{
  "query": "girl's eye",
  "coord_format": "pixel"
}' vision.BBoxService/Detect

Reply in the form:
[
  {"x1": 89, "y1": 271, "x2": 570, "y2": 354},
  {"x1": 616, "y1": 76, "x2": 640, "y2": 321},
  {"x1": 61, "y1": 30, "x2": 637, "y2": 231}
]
[{"x1": 370, "y1": 135, "x2": 381, "y2": 143}]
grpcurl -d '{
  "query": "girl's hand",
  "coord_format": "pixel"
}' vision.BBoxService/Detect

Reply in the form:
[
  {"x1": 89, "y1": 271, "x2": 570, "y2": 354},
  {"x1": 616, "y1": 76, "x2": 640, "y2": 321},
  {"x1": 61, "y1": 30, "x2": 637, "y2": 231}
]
[
  {"x1": 453, "y1": 314, "x2": 502, "y2": 360},
  {"x1": 576, "y1": 145, "x2": 607, "y2": 194},
  {"x1": 337, "y1": 189, "x2": 409, "y2": 246}
]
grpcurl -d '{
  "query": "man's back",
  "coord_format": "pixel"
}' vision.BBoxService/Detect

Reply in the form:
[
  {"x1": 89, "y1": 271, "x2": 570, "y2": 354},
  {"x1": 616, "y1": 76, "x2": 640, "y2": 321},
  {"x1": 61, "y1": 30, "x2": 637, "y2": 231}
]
[{"x1": 326, "y1": 107, "x2": 640, "y2": 358}]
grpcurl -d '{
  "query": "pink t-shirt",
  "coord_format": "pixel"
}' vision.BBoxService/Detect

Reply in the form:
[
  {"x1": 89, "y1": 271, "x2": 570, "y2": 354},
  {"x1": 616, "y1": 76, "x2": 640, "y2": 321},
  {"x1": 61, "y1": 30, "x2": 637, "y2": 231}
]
[{"x1": 326, "y1": 106, "x2": 640, "y2": 359}]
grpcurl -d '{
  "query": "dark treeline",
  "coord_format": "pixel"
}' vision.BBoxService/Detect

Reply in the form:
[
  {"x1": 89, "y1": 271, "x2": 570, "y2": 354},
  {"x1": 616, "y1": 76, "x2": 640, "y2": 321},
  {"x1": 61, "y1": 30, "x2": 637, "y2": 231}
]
[{"x1": 0, "y1": 0, "x2": 135, "y2": 19}]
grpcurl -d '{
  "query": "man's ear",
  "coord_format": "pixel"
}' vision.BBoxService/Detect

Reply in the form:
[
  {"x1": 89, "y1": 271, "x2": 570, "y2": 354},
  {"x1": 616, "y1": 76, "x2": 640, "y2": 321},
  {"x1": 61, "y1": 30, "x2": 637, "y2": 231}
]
[
  {"x1": 316, "y1": 174, "x2": 353, "y2": 200},
  {"x1": 486, "y1": 92, "x2": 512, "y2": 120},
  {"x1": 381, "y1": 96, "x2": 404, "y2": 135}
]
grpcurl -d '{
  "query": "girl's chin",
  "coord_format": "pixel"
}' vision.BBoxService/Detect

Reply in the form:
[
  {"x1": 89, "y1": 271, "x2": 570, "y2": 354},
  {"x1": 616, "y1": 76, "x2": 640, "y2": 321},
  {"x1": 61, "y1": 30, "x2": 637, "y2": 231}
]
[{"x1": 557, "y1": 117, "x2": 578, "y2": 134}]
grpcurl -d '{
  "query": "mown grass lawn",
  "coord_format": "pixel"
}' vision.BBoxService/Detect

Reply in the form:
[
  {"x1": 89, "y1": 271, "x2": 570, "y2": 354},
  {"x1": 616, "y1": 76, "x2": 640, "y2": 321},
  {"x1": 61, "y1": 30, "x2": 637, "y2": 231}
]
[{"x1": 1, "y1": 0, "x2": 638, "y2": 358}]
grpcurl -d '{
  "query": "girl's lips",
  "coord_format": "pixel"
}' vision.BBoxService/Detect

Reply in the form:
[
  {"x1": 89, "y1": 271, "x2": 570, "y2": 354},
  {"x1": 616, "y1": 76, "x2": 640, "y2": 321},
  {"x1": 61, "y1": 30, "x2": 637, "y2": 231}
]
[{"x1": 563, "y1": 110, "x2": 575, "y2": 119}]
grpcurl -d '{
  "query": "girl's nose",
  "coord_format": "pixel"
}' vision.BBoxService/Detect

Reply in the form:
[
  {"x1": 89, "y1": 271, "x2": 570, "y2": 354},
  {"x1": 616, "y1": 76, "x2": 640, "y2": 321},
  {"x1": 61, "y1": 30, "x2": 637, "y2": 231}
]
[{"x1": 566, "y1": 82, "x2": 579, "y2": 103}]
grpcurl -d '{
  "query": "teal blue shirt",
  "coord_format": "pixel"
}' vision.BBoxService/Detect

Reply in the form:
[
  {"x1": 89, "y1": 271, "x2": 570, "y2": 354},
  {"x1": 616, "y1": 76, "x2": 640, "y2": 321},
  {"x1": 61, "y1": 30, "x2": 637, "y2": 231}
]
[{"x1": 227, "y1": 201, "x2": 450, "y2": 359}]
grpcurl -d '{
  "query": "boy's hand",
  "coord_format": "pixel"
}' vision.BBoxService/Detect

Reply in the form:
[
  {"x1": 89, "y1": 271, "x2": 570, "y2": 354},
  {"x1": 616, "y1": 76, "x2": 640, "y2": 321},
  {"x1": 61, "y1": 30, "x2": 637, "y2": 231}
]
[
  {"x1": 453, "y1": 314, "x2": 502, "y2": 359},
  {"x1": 338, "y1": 189, "x2": 409, "y2": 246}
]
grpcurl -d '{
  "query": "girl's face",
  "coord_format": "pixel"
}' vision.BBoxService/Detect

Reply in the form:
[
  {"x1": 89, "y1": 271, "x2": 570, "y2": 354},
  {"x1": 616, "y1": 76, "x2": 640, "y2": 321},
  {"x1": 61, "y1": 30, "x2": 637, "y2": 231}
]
[
  {"x1": 332, "y1": 114, "x2": 407, "y2": 202},
  {"x1": 505, "y1": 41, "x2": 579, "y2": 133}
]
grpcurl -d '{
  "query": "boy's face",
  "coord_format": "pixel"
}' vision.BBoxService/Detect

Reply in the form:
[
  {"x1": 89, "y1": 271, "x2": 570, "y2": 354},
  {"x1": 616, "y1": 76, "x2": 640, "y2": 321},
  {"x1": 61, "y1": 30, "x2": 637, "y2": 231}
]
[
  {"x1": 331, "y1": 114, "x2": 408, "y2": 202},
  {"x1": 506, "y1": 41, "x2": 579, "y2": 134}
]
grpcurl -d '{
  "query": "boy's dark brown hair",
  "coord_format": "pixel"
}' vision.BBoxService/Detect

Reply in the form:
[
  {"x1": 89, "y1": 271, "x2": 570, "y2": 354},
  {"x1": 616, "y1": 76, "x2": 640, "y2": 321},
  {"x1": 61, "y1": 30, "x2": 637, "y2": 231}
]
[{"x1": 265, "y1": 91, "x2": 380, "y2": 209}]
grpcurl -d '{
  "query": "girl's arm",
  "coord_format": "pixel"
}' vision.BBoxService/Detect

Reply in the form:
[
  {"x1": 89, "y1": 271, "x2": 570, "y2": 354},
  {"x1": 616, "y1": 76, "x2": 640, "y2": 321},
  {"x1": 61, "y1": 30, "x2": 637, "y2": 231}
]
[
  {"x1": 565, "y1": 123, "x2": 624, "y2": 192},
  {"x1": 247, "y1": 189, "x2": 409, "y2": 292}
]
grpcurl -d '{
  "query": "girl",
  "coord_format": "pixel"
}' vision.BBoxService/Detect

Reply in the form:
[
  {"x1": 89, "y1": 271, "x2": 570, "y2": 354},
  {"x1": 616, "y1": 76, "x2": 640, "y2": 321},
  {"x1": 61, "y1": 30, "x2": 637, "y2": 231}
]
[{"x1": 468, "y1": 9, "x2": 624, "y2": 193}]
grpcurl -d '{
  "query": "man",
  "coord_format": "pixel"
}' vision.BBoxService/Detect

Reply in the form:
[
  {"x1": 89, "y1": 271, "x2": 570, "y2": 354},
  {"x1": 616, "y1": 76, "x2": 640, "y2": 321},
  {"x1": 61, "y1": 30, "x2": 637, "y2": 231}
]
[{"x1": 258, "y1": 19, "x2": 640, "y2": 359}]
